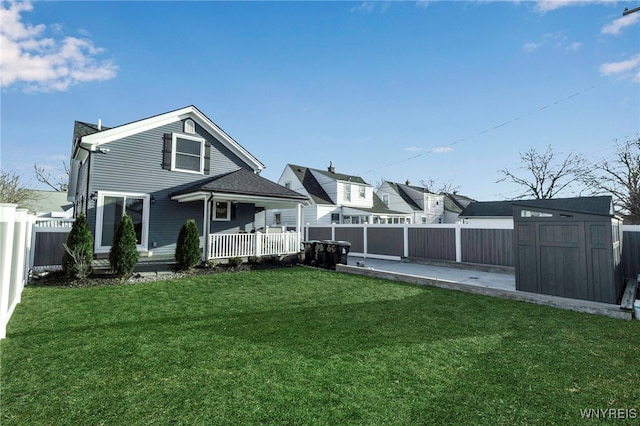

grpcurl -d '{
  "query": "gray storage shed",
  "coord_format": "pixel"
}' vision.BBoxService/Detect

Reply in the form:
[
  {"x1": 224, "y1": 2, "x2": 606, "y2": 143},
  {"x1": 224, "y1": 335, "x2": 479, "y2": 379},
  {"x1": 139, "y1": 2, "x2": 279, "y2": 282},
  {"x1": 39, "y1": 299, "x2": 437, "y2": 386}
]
[{"x1": 513, "y1": 196, "x2": 623, "y2": 304}]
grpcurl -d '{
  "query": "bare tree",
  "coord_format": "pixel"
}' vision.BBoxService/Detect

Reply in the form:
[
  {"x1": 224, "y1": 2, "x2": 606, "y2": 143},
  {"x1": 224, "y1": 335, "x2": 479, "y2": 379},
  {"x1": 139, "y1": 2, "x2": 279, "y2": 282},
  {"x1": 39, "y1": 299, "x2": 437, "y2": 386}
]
[
  {"x1": 497, "y1": 145, "x2": 588, "y2": 199},
  {"x1": 34, "y1": 160, "x2": 70, "y2": 191},
  {"x1": 0, "y1": 171, "x2": 34, "y2": 206},
  {"x1": 586, "y1": 138, "x2": 640, "y2": 223},
  {"x1": 373, "y1": 175, "x2": 386, "y2": 192},
  {"x1": 419, "y1": 178, "x2": 461, "y2": 194}
]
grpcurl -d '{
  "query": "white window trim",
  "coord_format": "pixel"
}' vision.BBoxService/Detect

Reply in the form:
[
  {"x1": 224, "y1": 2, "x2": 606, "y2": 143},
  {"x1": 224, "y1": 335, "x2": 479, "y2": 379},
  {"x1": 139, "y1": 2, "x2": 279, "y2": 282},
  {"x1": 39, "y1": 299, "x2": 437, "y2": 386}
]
[
  {"x1": 358, "y1": 185, "x2": 366, "y2": 198},
  {"x1": 94, "y1": 191, "x2": 150, "y2": 254},
  {"x1": 212, "y1": 201, "x2": 231, "y2": 221},
  {"x1": 171, "y1": 133, "x2": 205, "y2": 174}
]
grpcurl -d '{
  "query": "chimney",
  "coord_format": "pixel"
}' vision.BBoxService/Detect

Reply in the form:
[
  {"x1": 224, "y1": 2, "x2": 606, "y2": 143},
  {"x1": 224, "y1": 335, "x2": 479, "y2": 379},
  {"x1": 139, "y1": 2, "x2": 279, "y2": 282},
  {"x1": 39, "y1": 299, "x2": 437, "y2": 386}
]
[
  {"x1": 97, "y1": 119, "x2": 102, "y2": 130},
  {"x1": 327, "y1": 161, "x2": 335, "y2": 173},
  {"x1": 405, "y1": 179, "x2": 410, "y2": 185}
]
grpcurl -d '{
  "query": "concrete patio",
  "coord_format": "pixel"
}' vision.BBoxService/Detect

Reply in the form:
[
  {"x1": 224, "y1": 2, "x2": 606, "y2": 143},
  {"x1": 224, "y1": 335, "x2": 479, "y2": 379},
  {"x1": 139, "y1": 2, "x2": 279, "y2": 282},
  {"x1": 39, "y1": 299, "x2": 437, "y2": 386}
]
[{"x1": 338, "y1": 256, "x2": 633, "y2": 320}]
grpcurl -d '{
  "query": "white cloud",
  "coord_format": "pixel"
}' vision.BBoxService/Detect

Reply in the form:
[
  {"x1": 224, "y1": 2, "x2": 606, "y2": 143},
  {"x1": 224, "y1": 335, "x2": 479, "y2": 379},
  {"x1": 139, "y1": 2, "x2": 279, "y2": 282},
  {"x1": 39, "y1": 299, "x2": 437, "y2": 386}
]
[
  {"x1": 566, "y1": 41, "x2": 582, "y2": 52},
  {"x1": 534, "y1": 0, "x2": 617, "y2": 14},
  {"x1": 523, "y1": 41, "x2": 543, "y2": 53},
  {"x1": 600, "y1": 54, "x2": 640, "y2": 82},
  {"x1": 432, "y1": 146, "x2": 453, "y2": 153},
  {"x1": 350, "y1": 1, "x2": 390, "y2": 13},
  {"x1": 0, "y1": 1, "x2": 118, "y2": 92},
  {"x1": 403, "y1": 146, "x2": 423, "y2": 152},
  {"x1": 523, "y1": 32, "x2": 581, "y2": 54},
  {"x1": 601, "y1": 13, "x2": 640, "y2": 35}
]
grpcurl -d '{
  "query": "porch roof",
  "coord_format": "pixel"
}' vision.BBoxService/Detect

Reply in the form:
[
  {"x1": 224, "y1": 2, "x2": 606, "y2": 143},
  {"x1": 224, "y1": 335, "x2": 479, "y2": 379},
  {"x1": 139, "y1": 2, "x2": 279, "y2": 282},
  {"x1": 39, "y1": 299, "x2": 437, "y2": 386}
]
[{"x1": 170, "y1": 168, "x2": 310, "y2": 208}]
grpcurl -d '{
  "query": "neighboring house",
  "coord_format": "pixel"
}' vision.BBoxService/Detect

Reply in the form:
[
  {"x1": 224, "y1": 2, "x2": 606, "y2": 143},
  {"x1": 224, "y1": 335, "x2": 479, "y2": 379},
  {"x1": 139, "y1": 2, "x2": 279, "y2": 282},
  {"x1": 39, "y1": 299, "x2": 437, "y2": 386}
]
[
  {"x1": 266, "y1": 163, "x2": 410, "y2": 226},
  {"x1": 376, "y1": 181, "x2": 475, "y2": 224},
  {"x1": 25, "y1": 189, "x2": 73, "y2": 218},
  {"x1": 442, "y1": 192, "x2": 475, "y2": 223},
  {"x1": 67, "y1": 105, "x2": 309, "y2": 260},
  {"x1": 458, "y1": 201, "x2": 514, "y2": 226}
]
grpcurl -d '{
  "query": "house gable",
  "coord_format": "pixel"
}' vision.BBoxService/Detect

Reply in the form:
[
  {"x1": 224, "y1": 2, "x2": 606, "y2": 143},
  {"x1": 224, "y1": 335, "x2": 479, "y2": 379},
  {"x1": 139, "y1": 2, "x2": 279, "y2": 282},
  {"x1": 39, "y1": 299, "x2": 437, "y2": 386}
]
[
  {"x1": 73, "y1": 105, "x2": 264, "y2": 172},
  {"x1": 284, "y1": 164, "x2": 334, "y2": 205}
]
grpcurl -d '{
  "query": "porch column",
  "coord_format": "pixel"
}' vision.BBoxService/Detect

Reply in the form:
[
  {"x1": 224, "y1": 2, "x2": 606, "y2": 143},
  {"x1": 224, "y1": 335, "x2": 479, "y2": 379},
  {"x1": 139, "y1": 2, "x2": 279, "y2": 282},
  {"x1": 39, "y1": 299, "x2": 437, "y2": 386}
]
[
  {"x1": 203, "y1": 197, "x2": 211, "y2": 261},
  {"x1": 296, "y1": 203, "x2": 302, "y2": 234}
]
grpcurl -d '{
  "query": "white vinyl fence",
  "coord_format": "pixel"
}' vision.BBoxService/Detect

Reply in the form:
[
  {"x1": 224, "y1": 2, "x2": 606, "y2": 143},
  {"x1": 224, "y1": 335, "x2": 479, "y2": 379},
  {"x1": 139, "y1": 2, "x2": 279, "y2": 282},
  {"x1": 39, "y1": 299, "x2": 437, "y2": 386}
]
[{"x1": 0, "y1": 204, "x2": 35, "y2": 340}]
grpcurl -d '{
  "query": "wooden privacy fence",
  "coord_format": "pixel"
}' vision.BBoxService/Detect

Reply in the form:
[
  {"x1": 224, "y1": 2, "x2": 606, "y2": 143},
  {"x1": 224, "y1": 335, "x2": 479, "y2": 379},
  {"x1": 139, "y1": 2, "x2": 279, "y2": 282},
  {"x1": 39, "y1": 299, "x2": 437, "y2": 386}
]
[{"x1": 306, "y1": 223, "x2": 640, "y2": 275}]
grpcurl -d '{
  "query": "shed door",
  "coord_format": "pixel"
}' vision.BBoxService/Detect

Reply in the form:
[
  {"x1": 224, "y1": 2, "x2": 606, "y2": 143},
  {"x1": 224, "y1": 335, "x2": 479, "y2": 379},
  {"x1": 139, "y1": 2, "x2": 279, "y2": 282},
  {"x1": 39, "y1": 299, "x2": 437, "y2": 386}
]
[{"x1": 536, "y1": 222, "x2": 587, "y2": 299}]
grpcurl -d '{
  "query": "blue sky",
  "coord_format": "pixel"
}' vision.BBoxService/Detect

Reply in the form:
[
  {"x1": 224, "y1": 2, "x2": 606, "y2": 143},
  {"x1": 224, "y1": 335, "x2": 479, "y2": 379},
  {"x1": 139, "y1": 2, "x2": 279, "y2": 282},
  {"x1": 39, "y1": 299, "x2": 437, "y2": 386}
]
[{"x1": 1, "y1": 0, "x2": 638, "y2": 201}]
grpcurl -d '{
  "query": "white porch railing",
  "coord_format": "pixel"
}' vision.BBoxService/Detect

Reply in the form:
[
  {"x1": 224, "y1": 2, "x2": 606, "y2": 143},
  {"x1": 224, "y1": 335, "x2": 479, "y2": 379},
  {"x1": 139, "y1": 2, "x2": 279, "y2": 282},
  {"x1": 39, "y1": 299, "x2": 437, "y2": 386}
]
[{"x1": 208, "y1": 232, "x2": 301, "y2": 260}]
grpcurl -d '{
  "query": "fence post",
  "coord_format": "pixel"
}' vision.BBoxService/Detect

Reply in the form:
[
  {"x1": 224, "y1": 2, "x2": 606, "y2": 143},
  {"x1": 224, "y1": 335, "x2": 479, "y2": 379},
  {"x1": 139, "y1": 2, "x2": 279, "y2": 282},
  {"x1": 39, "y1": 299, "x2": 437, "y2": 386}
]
[
  {"x1": 9, "y1": 209, "x2": 29, "y2": 307},
  {"x1": 0, "y1": 204, "x2": 17, "y2": 339},
  {"x1": 24, "y1": 215, "x2": 35, "y2": 283},
  {"x1": 363, "y1": 223, "x2": 368, "y2": 258},
  {"x1": 403, "y1": 224, "x2": 409, "y2": 258},
  {"x1": 455, "y1": 223, "x2": 462, "y2": 263}
]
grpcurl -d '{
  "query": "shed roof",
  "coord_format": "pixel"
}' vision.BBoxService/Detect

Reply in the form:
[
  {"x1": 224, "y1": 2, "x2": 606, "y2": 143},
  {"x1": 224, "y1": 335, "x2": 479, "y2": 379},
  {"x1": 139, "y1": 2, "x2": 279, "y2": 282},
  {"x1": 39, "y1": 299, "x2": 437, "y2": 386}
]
[
  {"x1": 511, "y1": 196, "x2": 614, "y2": 217},
  {"x1": 459, "y1": 201, "x2": 514, "y2": 218}
]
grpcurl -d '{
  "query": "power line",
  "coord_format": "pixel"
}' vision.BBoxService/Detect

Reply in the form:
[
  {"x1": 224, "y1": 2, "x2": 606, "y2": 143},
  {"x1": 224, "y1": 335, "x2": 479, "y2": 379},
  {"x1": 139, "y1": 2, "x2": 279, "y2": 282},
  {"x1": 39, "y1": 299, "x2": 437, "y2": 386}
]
[{"x1": 358, "y1": 83, "x2": 601, "y2": 177}]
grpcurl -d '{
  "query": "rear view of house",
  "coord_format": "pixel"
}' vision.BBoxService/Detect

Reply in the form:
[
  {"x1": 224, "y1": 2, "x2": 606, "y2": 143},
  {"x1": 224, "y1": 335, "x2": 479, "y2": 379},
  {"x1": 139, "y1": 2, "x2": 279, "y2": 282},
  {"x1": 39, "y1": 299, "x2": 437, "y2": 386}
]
[{"x1": 67, "y1": 106, "x2": 308, "y2": 260}]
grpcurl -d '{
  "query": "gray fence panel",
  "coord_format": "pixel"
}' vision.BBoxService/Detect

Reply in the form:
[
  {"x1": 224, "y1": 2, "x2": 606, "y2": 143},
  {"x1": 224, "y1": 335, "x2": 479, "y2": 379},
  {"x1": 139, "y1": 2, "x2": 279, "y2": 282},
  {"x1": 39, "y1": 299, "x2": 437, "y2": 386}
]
[
  {"x1": 308, "y1": 227, "x2": 332, "y2": 241},
  {"x1": 367, "y1": 227, "x2": 404, "y2": 257},
  {"x1": 33, "y1": 231, "x2": 69, "y2": 268},
  {"x1": 334, "y1": 227, "x2": 364, "y2": 253},
  {"x1": 622, "y1": 230, "x2": 640, "y2": 279},
  {"x1": 461, "y1": 228, "x2": 514, "y2": 267},
  {"x1": 407, "y1": 227, "x2": 456, "y2": 261}
]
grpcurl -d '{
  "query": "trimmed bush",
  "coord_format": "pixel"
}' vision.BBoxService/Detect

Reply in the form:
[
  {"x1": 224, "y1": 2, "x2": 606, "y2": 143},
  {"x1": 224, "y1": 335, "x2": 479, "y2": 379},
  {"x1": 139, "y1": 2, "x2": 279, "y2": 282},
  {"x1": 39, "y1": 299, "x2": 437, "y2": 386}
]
[
  {"x1": 175, "y1": 219, "x2": 201, "y2": 270},
  {"x1": 228, "y1": 257, "x2": 243, "y2": 269},
  {"x1": 109, "y1": 214, "x2": 139, "y2": 278},
  {"x1": 62, "y1": 214, "x2": 93, "y2": 279}
]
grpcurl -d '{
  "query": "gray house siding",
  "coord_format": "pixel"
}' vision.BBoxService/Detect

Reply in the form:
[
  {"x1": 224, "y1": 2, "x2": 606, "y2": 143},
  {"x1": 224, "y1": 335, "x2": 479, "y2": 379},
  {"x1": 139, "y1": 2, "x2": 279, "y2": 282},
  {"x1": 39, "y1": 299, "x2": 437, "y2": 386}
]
[
  {"x1": 79, "y1": 120, "x2": 256, "y2": 255},
  {"x1": 210, "y1": 203, "x2": 257, "y2": 234}
]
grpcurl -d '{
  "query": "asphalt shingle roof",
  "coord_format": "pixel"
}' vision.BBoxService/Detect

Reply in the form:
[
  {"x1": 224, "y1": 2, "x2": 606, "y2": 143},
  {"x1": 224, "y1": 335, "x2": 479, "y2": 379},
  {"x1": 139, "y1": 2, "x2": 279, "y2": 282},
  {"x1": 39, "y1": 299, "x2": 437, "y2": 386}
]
[
  {"x1": 459, "y1": 201, "x2": 514, "y2": 217},
  {"x1": 172, "y1": 168, "x2": 309, "y2": 201},
  {"x1": 288, "y1": 165, "x2": 334, "y2": 205}
]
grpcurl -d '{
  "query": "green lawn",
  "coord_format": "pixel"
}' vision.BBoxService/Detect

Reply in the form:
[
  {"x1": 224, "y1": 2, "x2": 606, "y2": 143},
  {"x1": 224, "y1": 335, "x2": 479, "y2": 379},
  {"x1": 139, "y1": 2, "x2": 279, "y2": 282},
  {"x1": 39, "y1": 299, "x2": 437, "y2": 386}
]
[{"x1": 1, "y1": 267, "x2": 639, "y2": 425}]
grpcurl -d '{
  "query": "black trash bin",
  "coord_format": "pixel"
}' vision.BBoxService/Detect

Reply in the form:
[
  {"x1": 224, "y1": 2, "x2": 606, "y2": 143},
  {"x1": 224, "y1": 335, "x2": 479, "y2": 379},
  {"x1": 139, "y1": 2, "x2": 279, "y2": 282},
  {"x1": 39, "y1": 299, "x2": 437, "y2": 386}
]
[
  {"x1": 302, "y1": 240, "x2": 318, "y2": 265},
  {"x1": 315, "y1": 240, "x2": 330, "y2": 268},
  {"x1": 325, "y1": 241, "x2": 338, "y2": 269},
  {"x1": 335, "y1": 241, "x2": 351, "y2": 266}
]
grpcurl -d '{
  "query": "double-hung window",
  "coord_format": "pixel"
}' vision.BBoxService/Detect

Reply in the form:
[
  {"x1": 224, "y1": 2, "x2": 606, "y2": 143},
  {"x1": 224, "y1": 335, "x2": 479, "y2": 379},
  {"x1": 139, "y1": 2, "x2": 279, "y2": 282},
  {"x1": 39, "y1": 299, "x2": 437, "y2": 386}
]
[
  {"x1": 172, "y1": 133, "x2": 205, "y2": 174},
  {"x1": 344, "y1": 183, "x2": 352, "y2": 202}
]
